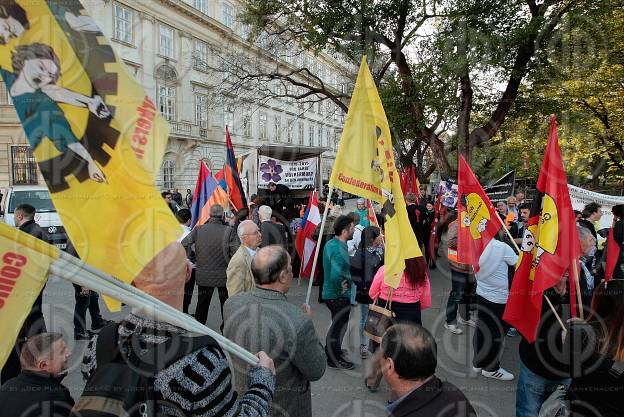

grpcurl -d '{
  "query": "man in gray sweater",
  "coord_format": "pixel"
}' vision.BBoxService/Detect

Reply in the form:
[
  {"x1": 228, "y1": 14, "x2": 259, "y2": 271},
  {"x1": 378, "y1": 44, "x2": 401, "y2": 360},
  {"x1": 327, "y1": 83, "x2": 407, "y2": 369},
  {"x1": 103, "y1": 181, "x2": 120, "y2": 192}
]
[{"x1": 224, "y1": 246, "x2": 327, "y2": 417}]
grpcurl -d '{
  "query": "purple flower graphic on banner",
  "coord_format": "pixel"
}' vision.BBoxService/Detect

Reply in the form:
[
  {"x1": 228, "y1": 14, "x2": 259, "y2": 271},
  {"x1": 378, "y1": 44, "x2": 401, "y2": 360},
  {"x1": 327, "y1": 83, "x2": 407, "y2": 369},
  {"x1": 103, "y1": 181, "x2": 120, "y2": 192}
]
[{"x1": 260, "y1": 159, "x2": 283, "y2": 182}]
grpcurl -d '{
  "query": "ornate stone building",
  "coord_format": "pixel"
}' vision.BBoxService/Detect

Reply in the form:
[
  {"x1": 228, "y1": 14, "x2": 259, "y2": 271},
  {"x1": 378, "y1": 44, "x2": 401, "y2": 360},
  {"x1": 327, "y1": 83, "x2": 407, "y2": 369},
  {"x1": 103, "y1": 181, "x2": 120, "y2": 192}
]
[{"x1": 0, "y1": 0, "x2": 347, "y2": 192}]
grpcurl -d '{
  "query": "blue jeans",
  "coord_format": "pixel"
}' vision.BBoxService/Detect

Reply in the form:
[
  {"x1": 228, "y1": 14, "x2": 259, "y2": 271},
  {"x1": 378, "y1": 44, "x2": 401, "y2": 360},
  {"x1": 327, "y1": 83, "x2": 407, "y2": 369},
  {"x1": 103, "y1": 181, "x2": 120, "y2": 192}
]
[
  {"x1": 359, "y1": 303, "x2": 369, "y2": 346},
  {"x1": 516, "y1": 361, "x2": 570, "y2": 417}
]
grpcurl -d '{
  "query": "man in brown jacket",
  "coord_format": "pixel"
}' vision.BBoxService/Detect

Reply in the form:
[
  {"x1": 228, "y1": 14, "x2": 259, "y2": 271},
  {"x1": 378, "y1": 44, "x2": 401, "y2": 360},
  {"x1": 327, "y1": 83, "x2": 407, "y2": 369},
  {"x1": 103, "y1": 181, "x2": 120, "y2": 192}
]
[
  {"x1": 226, "y1": 220, "x2": 261, "y2": 296},
  {"x1": 182, "y1": 204, "x2": 239, "y2": 329},
  {"x1": 444, "y1": 215, "x2": 475, "y2": 335}
]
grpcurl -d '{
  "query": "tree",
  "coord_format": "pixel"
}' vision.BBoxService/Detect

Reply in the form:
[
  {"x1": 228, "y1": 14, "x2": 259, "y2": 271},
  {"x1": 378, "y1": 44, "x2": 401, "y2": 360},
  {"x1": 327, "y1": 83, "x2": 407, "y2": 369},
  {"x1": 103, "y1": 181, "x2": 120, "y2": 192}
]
[
  {"x1": 207, "y1": 0, "x2": 590, "y2": 179},
  {"x1": 489, "y1": 1, "x2": 624, "y2": 184}
]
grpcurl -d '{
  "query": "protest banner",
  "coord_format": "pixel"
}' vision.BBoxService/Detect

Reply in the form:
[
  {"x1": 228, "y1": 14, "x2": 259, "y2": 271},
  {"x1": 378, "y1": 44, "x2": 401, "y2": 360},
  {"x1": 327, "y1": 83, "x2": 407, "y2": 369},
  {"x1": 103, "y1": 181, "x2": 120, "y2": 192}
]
[
  {"x1": 568, "y1": 185, "x2": 624, "y2": 229},
  {"x1": 258, "y1": 156, "x2": 317, "y2": 189},
  {"x1": 484, "y1": 171, "x2": 516, "y2": 204}
]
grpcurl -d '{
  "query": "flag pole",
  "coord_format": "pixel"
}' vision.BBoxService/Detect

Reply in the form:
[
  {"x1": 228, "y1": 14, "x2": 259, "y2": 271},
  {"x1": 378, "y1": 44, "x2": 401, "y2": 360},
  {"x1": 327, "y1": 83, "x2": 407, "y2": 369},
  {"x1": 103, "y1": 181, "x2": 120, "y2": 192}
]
[
  {"x1": 571, "y1": 259, "x2": 584, "y2": 320},
  {"x1": 305, "y1": 185, "x2": 333, "y2": 305},
  {"x1": 492, "y1": 210, "x2": 521, "y2": 253},
  {"x1": 492, "y1": 211, "x2": 566, "y2": 331},
  {"x1": 51, "y1": 251, "x2": 259, "y2": 366}
]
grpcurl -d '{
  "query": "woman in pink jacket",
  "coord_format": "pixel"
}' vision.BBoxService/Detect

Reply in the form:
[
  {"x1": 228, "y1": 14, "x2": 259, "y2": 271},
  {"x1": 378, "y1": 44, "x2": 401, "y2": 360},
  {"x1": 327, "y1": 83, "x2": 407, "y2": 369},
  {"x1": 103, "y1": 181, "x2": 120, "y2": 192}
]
[
  {"x1": 366, "y1": 258, "x2": 431, "y2": 390},
  {"x1": 368, "y1": 258, "x2": 431, "y2": 325}
]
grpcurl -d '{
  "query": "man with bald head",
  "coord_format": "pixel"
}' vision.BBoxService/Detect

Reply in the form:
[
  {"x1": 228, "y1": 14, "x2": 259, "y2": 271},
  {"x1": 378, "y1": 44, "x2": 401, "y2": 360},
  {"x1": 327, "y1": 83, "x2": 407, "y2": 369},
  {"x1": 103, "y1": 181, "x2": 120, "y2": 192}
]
[
  {"x1": 182, "y1": 204, "x2": 240, "y2": 328},
  {"x1": 224, "y1": 246, "x2": 326, "y2": 417},
  {"x1": 227, "y1": 220, "x2": 262, "y2": 296},
  {"x1": 81, "y1": 242, "x2": 277, "y2": 416}
]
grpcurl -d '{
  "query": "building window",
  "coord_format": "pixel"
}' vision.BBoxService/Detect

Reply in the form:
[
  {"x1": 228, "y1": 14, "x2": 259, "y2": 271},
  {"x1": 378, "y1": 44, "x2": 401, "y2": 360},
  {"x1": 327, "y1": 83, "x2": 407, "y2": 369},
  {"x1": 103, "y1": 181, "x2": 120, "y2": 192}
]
[
  {"x1": 243, "y1": 111, "x2": 252, "y2": 136},
  {"x1": 11, "y1": 146, "x2": 37, "y2": 185},
  {"x1": 195, "y1": 94, "x2": 208, "y2": 127},
  {"x1": 274, "y1": 116, "x2": 281, "y2": 141},
  {"x1": 162, "y1": 160, "x2": 175, "y2": 190},
  {"x1": 298, "y1": 121, "x2": 304, "y2": 145},
  {"x1": 309, "y1": 124, "x2": 314, "y2": 146},
  {"x1": 158, "y1": 85, "x2": 176, "y2": 121},
  {"x1": 193, "y1": 0, "x2": 208, "y2": 14},
  {"x1": 159, "y1": 25, "x2": 174, "y2": 58},
  {"x1": 224, "y1": 105, "x2": 234, "y2": 130},
  {"x1": 317, "y1": 126, "x2": 322, "y2": 147},
  {"x1": 194, "y1": 40, "x2": 209, "y2": 71},
  {"x1": 113, "y1": 2, "x2": 133, "y2": 44},
  {"x1": 286, "y1": 119, "x2": 294, "y2": 143},
  {"x1": 259, "y1": 113, "x2": 267, "y2": 139},
  {"x1": 222, "y1": 2, "x2": 234, "y2": 29}
]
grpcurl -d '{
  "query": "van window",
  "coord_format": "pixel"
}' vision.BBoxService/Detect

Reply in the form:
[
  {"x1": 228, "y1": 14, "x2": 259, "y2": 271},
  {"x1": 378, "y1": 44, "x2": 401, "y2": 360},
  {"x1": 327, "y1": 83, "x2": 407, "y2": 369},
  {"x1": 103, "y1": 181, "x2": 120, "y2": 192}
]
[{"x1": 8, "y1": 190, "x2": 56, "y2": 213}]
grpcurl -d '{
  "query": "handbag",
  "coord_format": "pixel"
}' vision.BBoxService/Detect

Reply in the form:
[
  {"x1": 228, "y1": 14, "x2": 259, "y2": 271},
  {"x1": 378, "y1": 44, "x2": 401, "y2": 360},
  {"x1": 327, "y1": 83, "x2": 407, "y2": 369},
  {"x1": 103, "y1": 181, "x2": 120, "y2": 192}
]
[{"x1": 363, "y1": 288, "x2": 395, "y2": 344}]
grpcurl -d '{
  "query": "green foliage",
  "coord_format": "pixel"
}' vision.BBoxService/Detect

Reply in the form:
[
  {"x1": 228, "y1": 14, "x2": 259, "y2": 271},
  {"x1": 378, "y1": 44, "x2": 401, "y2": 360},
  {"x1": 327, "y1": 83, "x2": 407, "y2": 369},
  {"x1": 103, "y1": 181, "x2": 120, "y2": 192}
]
[{"x1": 494, "y1": 1, "x2": 624, "y2": 183}]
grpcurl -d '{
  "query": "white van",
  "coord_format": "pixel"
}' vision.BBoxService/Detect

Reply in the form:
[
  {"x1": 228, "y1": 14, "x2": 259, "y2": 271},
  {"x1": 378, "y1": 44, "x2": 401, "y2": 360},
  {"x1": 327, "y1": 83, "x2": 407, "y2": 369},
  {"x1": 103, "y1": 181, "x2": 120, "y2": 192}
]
[{"x1": 2, "y1": 185, "x2": 67, "y2": 249}]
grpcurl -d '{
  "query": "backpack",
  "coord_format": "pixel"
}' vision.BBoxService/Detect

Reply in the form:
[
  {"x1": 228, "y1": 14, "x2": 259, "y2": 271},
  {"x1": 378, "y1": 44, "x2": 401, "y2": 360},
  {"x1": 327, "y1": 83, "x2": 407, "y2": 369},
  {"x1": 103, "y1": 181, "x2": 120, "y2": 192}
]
[{"x1": 71, "y1": 322, "x2": 218, "y2": 417}]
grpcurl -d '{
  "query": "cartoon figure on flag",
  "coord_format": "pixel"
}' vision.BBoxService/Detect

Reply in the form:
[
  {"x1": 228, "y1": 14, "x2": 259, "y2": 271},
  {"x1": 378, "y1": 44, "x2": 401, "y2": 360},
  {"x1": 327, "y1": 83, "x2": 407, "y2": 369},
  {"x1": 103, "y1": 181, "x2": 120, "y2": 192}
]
[
  {"x1": 0, "y1": 0, "x2": 181, "y2": 310},
  {"x1": 460, "y1": 193, "x2": 490, "y2": 239},
  {"x1": 1, "y1": 42, "x2": 109, "y2": 182},
  {"x1": 516, "y1": 194, "x2": 559, "y2": 280}
]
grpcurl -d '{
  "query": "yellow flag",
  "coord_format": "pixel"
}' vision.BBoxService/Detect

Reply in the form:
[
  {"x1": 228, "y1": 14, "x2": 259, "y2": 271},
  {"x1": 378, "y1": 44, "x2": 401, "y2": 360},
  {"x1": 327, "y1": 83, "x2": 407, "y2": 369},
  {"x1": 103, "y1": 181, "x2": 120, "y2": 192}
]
[
  {"x1": 330, "y1": 57, "x2": 422, "y2": 288},
  {"x1": 0, "y1": 1, "x2": 180, "y2": 309},
  {"x1": 0, "y1": 224, "x2": 59, "y2": 369}
]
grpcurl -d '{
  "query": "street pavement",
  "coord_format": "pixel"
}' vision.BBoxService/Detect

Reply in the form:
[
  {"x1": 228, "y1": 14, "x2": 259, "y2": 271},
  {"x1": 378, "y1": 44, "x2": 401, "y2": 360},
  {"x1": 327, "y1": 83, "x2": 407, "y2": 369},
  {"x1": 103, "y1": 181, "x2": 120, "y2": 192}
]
[{"x1": 42, "y1": 240, "x2": 518, "y2": 417}]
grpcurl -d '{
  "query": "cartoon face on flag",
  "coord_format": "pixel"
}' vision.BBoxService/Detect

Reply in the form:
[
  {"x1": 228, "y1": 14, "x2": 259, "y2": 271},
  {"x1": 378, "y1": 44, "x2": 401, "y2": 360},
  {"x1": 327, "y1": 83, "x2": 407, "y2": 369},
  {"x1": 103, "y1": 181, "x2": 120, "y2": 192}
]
[
  {"x1": 0, "y1": 0, "x2": 180, "y2": 310},
  {"x1": 517, "y1": 194, "x2": 560, "y2": 280},
  {"x1": 460, "y1": 192, "x2": 491, "y2": 239}
]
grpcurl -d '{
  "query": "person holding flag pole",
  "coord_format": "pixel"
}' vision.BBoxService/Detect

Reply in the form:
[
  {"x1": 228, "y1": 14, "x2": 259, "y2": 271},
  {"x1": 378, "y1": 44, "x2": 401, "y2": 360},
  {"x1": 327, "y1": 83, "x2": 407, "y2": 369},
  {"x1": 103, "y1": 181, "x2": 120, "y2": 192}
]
[
  {"x1": 499, "y1": 116, "x2": 585, "y2": 417},
  {"x1": 0, "y1": 223, "x2": 278, "y2": 415},
  {"x1": 305, "y1": 56, "x2": 424, "y2": 308}
]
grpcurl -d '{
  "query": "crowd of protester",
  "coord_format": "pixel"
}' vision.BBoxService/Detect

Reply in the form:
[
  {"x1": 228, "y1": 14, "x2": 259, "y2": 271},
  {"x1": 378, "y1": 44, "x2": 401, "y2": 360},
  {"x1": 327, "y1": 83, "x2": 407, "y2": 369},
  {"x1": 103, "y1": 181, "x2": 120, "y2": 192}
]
[{"x1": 0, "y1": 187, "x2": 622, "y2": 417}]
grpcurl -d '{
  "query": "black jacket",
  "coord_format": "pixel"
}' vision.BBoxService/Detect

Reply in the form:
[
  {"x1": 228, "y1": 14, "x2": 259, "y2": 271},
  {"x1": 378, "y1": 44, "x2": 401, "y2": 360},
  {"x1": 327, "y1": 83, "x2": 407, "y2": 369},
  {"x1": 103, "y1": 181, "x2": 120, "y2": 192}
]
[
  {"x1": 0, "y1": 370, "x2": 74, "y2": 417},
  {"x1": 260, "y1": 221, "x2": 288, "y2": 248},
  {"x1": 565, "y1": 322, "x2": 624, "y2": 417},
  {"x1": 389, "y1": 376, "x2": 476, "y2": 417},
  {"x1": 19, "y1": 220, "x2": 49, "y2": 242},
  {"x1": 182, "y1": 218, "x2": 239, "y2": 287},
  {"x1": 350, "y1": 248, "x2": 382, "y2": 304},
  {"x1": 519, "y1": 289, "x2": 570, "y2": 380}
]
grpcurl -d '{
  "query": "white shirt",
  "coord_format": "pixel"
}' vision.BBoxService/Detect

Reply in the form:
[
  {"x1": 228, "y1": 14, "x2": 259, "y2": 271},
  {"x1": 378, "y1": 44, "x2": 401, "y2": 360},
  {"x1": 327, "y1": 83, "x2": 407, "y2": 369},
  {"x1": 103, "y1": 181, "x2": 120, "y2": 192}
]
[
  {"x1": 245, "y1": 246, "x2": 257, "y2": 258},
  {"x1": 476, "y1": 239, "x2": 518, "y2": 304},
  {"x1": 348, "y1": 224, "x2": 365, "y2": 256}
]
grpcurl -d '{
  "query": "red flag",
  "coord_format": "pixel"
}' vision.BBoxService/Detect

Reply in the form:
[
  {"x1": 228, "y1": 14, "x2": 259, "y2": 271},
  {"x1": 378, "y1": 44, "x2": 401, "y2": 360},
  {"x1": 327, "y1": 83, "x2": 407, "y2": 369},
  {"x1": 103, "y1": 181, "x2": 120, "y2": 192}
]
[
  {"x1": 605, "y1": 222, "x2": 620, "y2": 281},
  {"x1": 366, "y1": 199, "x2": 379, "y2": 227},
  {"x1": 456, "y1": 155, "x2": 501, "y2": 272},
  {"x1": 400, "y1": 165, "x2": 420, "y2": 196},
  {"x1": 295, "y1": 191, "x2": 321, "y2": 279},
  {"x1": 504, "y1": 116, "x2": 581, "y2": 342},
  {"x1": 224, "y1": 126, "x2": 247, "y2": 211}
]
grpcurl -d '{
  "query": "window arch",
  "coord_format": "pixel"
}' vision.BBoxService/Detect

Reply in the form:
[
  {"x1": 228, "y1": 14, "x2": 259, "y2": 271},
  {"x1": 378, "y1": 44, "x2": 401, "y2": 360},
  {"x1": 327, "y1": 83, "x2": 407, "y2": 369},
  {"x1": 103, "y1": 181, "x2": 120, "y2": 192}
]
[{"x1": 155, "y1": 64, "x2": 177, "y2": 121}]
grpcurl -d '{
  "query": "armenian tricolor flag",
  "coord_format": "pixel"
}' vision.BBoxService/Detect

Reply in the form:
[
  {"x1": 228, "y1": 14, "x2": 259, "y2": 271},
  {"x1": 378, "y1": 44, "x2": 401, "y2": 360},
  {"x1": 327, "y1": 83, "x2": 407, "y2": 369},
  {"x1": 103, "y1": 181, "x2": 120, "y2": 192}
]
[{"x1": 190, "y1": 162, "x2": 228, "y2": 227}]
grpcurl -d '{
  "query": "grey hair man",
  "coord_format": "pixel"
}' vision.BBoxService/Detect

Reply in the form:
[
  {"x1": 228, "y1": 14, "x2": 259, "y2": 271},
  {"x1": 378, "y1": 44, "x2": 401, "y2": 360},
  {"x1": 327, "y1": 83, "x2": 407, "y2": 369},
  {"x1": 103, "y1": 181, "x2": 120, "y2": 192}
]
[
  {"x1": 224, "y1": 245, "x2": 326, "y2": 417},
  {"x1": 80, "y1": 243, "x2": 276, "y2": 416},
  {"x1": 182, "y1": 204, "x2": 240, "y2": 328},
  {"x1": 227, "y1": 220, "x2": 262, "y2": 296},
  {"x1": 258, "y1": 205, "x2": 287, "y2": 248},
  {"x1": 1, "y1": 333, "x2": 74, "y2": 417},
  {"x1": 577, "y1": 224, "x2": 598, "y2": 309}
]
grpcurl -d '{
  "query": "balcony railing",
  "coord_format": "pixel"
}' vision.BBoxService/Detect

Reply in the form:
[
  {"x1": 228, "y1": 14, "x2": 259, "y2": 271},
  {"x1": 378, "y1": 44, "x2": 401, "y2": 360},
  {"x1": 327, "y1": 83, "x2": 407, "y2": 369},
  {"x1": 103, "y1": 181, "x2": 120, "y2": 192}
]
[{"x1": 169, "y1": 121, "x2": 212, "y2": 140}]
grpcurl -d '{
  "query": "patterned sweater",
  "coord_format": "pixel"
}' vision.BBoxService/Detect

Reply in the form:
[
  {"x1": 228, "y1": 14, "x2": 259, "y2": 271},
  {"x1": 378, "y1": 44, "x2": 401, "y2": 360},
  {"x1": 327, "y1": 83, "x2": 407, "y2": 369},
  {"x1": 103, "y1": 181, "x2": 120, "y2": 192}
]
[{"x1": 82, "y1": 314, "x2": 275, "y2": 416}]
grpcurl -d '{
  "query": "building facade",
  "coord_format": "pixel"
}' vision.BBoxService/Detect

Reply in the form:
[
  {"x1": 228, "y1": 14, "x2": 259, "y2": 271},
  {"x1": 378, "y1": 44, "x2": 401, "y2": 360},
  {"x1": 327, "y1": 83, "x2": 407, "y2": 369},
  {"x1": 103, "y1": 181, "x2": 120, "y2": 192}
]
[{"x1": 0, "y1": 0, "x2": 347, "y2": 193}]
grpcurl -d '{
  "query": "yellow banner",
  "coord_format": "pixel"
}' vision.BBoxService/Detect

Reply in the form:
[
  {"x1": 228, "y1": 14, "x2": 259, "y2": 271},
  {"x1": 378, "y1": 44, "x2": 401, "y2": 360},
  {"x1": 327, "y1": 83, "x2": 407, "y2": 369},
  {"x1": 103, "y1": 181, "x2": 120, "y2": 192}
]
[
  {"x1": 330, "y1": 57, "x2": 422, "y2": 288},
  {"x1": 0, "y1": 224, "x2": 59, "y2": 369},
  {"x1": 0, "y1": 1, "x2": 180, "y2": 309}
]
